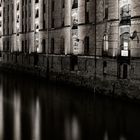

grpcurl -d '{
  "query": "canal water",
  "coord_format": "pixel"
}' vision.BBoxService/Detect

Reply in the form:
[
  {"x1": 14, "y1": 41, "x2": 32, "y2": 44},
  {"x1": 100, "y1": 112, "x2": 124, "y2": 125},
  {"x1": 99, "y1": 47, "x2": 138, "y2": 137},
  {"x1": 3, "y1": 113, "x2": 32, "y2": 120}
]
[{"x1": 0, "y1": 72, "x2": 140, "y2": 140}]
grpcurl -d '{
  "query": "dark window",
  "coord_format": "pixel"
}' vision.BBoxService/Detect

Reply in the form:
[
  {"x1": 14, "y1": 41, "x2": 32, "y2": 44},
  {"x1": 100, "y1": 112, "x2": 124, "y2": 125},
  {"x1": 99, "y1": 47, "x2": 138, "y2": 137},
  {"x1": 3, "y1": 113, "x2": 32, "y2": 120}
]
[
  {"x1": 17, "y1": 3, "x2": 19, "y2": 10},
  {"x1": 60, "y1": 37, "x2": 65, "y2": 54},
  {"x1": 3, "y1": 41, "x2": 5, "y2": 51},
  {"x1": 42, "y1": 39, "x2": 46, "y2": 53},
  {"x1": 103, "y1": 61, "x2": 107, "y2": 75},
  {"x1": 7, "y1": 41, "x2": 9, "y2": 51},
  {"x1": 62, "y1": 0, "x2": 65, "y2": 8},
  {"x1": 22, "y1": 41, "x2": 24, "y2": 52},
  {"x1": 123, "y1": 64, "x2": 128, "y2": 79},
  {"x1": 72, "y1": 0, "x2": 78, "y2": 9},
  {"x1": 43, "y1": 20, "x2": 45, "y2": 29},
  {"x1": 51, "y1": 18, "x2": 54, "y2": 28},
  {"x1": 51, "y1": 38, "x2": 54, "y2": 54},
  {"x1": 52, "y1": 1, "x2": 55, "y2": 11},
  {"x1": 25, "y1": 40, "x2": 28, "y2": 53},
  {"x1": 85, "y1": 11, "x2": 89, "y2": 23},
  {"x1": 35, "y1": 10, "x2": 39, "y2": 18},
  {"x1": 84, "y1": 36, "x2": 89, "y2": 55},
  {"x1": 70, "y1": 55, "x2": 78, "y2": 71},
  {"x1": 62, "y1": 17, "x2": 64, "y2": 27},
  {"x1": 43, "y1": 3, "x2": 46, "y2": 13},
  {"x1": 35, "y1": 0, "x2": 39, "y2": 3},
  {"x1": 104, "y1": 7, "x2": 108, "y2": 19}
]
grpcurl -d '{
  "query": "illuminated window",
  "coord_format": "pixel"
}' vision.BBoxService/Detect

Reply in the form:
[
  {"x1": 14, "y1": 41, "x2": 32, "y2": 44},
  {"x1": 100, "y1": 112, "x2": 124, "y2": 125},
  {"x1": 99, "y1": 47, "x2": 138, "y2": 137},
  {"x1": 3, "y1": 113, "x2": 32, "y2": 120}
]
[
  {"x1": 120, "y1": 0, "x2": 131, "y2": 25},
  {"x1": 120, "y1": 4, "x2": 131, "y2": 18},
  {"x1": 103, "y1": 34, "x2": 108, "y2": 56},
  {"x1": 72, "y1": 12, "x2": 78, "y2": 29},
  {"x1": 120, "y1": 32, "x2": 129, "y2": 57}
]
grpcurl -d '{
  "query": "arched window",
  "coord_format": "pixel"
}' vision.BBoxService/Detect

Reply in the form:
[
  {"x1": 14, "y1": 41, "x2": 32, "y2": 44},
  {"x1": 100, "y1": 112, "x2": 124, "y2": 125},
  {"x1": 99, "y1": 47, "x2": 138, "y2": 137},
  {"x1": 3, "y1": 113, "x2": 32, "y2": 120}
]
[
  {"x1": 120, "y1": 2, "x2": 131, "y2": 25},
  {"x1": 120, "y1": 4, "x2": 130, "y2": 19},
  {"x1": 72, "y1": 12, "x2": 78, "y2": 29},
  {"x1": 103, "y1": 34, "x2": 108, "y2": 56}
]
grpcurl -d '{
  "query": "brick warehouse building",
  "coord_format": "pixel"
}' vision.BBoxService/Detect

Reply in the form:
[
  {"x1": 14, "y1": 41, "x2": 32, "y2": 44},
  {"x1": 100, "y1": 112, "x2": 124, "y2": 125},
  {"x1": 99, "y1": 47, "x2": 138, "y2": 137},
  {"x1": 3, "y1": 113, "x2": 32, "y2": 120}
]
[{"x1": 1, "y1": 0, "x2": 140, "y2": 96}]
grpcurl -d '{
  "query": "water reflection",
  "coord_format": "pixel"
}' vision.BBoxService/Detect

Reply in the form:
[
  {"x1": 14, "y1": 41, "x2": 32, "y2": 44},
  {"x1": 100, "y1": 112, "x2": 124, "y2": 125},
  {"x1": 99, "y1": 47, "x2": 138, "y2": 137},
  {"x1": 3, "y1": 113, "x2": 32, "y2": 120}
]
[
  {"x1": 0, "y1": 73, "x2": 140, "y2": 140},
  {"x1": 13, "y1": 92, "x2": 21, "y2": 140},
  {"x1": 31, "y1": 98, "x2": 41, "y2": 140},
  {"x1": 0, "y1": 85, "x2": 3, "y2": 140},
  {"x1": 65, "y1": 116, "x2": 80, "y2": 140}
]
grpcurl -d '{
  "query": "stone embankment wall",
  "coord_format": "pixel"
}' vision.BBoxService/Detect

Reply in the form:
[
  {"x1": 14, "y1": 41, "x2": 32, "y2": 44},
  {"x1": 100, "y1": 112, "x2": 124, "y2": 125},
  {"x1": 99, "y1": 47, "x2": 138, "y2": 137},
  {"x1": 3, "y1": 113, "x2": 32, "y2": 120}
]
[{"x1": 1, "y1": 53, "x2": 140, "y2": 101}]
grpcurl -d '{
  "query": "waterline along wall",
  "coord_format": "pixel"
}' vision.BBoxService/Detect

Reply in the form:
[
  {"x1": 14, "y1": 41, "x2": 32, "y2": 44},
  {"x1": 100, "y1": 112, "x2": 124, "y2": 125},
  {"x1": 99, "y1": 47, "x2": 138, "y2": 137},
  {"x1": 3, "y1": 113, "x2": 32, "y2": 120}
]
[{"x1": 1, "y1": 0, "x2": 140, "y2": 99}]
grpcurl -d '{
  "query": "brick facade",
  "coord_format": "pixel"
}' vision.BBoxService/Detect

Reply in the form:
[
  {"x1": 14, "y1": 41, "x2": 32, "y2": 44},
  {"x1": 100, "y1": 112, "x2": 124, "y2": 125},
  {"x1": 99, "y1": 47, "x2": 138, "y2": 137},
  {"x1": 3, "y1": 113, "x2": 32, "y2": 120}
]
[{"x1": 1, "y1": 0, "x2": 140, "y2": 96}]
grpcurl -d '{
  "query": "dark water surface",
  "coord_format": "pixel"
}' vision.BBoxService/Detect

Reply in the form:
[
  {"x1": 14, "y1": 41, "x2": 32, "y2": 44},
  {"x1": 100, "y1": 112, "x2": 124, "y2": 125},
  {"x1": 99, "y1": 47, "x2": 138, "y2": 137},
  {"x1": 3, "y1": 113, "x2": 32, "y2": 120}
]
[{"x1": 0, "y1": 72, "x2": 140, "y2": 140}]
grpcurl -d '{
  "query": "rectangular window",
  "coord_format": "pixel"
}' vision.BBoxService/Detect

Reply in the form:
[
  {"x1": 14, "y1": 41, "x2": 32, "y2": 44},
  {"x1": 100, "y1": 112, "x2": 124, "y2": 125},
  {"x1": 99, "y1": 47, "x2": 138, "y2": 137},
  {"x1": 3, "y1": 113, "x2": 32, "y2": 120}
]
[
  {"x1": 85, "y1": 11, "x2": 89, "y2": 23},
  {"x1": 62, "y1": 16, "x2": 64, "y2": 27},
  {"x1": 22, "y1": 41, "x2": 24, "y2": 52},
  {"x1": 43, "y1": 20, "x2": 46, "y2": 29},
  {"x1": 42, "y1": 39, "x2": 46, "y2": 53},
  {"x1": 72, "y1": 0, "x2": 78, "y2": 9},
  {"x1": 52, "y1": 1, "x2": 55, "y2": 12},
  {"x1": 51, "y1": 38, "x2": 54, "y2": 54},
  {"x1": 104, "y1": 7, "x2": 108, "y2": 19},
  {"x1": 43, "y1": 3, "x2": 46, "y2": 13},
  {"x1": 51, "y1": 18, "x2": 54, "y2": 28},
  {"x1": 62, "y1": 0, "x2": 65, "y2": 8},
  {"x1": 35, "y1": 0, "x2": 39, "y2": 3},
  {"x1": 60, "y1": 37, "x2": 65, "y2": 54},
  {"x1": 84, "y1": 36, "x2": 89, "y2": 55},
  {"x1": 104, "y1": 0, "x2": 108, "y2": 19}
]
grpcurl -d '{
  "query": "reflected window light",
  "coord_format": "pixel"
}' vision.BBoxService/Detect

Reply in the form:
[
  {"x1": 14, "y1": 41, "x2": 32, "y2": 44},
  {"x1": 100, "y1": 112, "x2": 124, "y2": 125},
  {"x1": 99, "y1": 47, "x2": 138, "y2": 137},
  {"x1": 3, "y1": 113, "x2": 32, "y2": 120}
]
[
  {"x1": 72, "y1": 116, "x2": 80, "y2": 140},
  {"x1": 65, "y1": 118, "x2": 71, "y2": 140},
  {"x1": 65, "y1": 116, "x2": 80, "y2": 140},
  {"x1": 13, "y1": 93, "x2": 21, "y2": 140},
  {"x1": 120, "y1": 136, "x2": 126, "y2": 140},
  {"x1": 32, "y1": 98, "x2": 41, "y2": 140},
  {"x1": 104, "y1": 131, "x2": 109, "y2": 140},
  {"x1": 0, "y1": 86, "x2": 3, "y2": 140}
]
